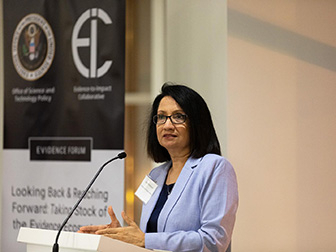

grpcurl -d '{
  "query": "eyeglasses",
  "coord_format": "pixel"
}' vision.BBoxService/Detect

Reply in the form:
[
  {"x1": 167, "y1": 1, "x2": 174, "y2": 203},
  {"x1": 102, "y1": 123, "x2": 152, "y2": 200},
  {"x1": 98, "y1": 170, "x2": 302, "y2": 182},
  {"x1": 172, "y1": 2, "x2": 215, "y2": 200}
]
[{"x1": 153, "y1": 113, "x2": 188, "y2": 125}]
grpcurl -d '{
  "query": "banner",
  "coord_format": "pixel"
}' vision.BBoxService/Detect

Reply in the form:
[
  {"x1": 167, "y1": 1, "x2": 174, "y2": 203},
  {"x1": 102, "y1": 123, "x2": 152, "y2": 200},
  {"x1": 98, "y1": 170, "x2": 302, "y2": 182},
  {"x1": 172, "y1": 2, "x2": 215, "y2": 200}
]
[{"x1": 2, "y1": 1, "x2": 125, "y2": 251}]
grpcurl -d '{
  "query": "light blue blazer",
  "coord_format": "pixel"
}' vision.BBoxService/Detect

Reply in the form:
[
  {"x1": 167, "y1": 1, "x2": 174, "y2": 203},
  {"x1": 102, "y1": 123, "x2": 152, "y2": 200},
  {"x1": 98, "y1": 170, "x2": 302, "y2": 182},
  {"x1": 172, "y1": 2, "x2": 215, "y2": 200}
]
[{"x1": 139, "y1": 154, "x2": 239, "y2": 252}]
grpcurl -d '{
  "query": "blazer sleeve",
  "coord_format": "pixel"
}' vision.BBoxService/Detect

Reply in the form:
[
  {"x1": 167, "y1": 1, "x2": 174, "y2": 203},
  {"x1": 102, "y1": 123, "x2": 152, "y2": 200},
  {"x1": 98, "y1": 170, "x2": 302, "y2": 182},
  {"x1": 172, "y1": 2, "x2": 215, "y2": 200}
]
[{"x1": 144, "y1": 156, "x2": 239, "y2": 252}]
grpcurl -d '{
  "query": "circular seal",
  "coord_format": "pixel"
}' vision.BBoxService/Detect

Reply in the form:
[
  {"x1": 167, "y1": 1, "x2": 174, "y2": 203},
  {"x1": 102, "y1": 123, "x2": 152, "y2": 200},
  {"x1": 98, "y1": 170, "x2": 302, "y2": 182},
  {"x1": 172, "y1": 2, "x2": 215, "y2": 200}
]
[{"x1": 12, "y1": 13, "x2": 55, "y2": 81}]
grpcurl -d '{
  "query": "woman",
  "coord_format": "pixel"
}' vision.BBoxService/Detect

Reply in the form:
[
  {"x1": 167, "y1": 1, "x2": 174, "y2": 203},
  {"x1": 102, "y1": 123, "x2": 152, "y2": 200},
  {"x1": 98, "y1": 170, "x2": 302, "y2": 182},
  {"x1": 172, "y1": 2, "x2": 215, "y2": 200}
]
[{"x1": 79, "y1": 83, "x2": 239, "y2": 252}]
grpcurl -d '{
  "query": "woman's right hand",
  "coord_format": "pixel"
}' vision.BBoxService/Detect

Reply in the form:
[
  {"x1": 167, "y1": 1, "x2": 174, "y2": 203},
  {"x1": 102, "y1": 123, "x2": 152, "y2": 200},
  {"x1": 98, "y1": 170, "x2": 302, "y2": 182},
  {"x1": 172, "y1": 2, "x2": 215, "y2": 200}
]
[{"x1": 78, "y1": 206, "x2": 121, "y2": 234}]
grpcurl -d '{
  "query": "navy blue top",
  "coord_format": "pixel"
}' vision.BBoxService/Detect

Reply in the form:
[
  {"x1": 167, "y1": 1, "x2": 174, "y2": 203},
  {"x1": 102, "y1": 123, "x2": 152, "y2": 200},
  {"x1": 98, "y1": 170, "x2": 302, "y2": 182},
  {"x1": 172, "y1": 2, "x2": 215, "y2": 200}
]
[{"x1": 146, "y1": 183, "x2": 175, "y2": 233}]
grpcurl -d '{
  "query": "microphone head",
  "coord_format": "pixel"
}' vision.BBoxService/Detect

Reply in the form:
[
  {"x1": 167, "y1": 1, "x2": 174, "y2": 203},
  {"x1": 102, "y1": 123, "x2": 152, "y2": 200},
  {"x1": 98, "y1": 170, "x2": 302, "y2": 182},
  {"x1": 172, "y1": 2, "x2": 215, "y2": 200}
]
[{"x1": 118, "y1": 152, "x2": 127, "y2": 159}]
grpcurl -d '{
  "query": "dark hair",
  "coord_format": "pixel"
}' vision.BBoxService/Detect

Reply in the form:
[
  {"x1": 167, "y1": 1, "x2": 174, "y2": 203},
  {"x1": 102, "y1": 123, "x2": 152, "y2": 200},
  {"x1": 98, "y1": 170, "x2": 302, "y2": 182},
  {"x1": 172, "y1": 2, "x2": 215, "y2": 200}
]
[{"x1": 147, "y1": 82, "x2": 221, "y2": 162}]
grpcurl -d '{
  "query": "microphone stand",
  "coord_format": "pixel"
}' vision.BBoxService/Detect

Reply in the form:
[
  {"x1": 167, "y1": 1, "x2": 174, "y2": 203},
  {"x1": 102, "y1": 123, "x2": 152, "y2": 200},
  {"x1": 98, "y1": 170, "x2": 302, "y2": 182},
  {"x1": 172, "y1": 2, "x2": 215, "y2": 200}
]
[{"x1": 52, "y1": 152, "x2": 126, "y2": 252}]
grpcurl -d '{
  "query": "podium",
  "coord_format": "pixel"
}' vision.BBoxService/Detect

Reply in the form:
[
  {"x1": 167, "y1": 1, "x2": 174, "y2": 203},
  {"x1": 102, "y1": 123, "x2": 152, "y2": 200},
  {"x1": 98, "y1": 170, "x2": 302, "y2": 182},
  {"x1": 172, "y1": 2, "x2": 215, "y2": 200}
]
[{"x1": 17, "y1": 227, "x2": 152, "y2": 252}]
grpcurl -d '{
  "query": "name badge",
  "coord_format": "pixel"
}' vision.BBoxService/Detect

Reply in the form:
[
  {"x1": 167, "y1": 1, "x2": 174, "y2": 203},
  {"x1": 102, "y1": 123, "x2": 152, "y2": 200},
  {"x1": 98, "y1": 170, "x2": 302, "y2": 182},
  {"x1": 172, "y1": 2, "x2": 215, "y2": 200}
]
[{"x1": 135, "y1": 175, "x2": 158, "y2": 204}]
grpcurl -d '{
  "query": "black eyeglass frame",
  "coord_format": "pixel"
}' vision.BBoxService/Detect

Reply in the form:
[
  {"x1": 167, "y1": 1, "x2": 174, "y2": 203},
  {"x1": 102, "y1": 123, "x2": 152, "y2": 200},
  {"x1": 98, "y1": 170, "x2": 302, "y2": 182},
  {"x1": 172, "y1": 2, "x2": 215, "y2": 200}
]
[{"x1": 153, "y1": 113, "x2": 188, "y2": 125}]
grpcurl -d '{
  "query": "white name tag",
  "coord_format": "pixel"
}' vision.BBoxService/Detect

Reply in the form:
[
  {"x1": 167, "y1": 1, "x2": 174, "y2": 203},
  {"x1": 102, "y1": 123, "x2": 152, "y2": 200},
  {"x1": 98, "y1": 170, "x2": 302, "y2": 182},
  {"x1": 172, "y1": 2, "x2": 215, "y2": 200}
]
[{"x1": 135, "y1": 175, "x2": 158, "y2": 204}]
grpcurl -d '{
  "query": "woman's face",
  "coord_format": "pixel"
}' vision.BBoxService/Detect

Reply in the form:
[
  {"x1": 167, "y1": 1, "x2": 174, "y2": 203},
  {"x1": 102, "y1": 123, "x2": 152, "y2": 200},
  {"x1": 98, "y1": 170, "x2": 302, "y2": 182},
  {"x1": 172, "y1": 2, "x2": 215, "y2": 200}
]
[{"x1": 156, "y1": 96, "x2": 191, "y2": 157}]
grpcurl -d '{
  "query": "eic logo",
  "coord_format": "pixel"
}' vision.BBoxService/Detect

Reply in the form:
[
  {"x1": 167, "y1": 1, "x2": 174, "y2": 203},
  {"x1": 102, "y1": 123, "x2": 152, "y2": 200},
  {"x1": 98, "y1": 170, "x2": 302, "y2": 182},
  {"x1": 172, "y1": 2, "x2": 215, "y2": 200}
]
[{"x1": 72, "y1": 8, "x2": 113, "y2": 78}]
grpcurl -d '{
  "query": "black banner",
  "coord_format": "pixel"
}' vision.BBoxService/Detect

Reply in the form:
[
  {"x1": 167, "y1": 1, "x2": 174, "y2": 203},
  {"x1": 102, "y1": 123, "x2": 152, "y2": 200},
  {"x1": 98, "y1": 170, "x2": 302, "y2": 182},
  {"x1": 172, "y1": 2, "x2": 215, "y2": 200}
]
[{"x1": 3, "y1": 0, "x2": 125, "y2": 151}]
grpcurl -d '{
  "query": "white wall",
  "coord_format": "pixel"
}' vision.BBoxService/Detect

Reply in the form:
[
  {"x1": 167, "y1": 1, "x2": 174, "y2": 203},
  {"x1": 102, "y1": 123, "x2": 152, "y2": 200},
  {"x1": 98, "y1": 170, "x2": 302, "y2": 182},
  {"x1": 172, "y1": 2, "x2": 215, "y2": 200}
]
[
  {"x1": 164, "y1": 0, "x2": 228, "y2": 154},
  {"x1": 228, "y1": 1, "x2": 336, "y2": 251},
  {"x1": 157, "y1": 0, "x2": 336, "y2": 251}
]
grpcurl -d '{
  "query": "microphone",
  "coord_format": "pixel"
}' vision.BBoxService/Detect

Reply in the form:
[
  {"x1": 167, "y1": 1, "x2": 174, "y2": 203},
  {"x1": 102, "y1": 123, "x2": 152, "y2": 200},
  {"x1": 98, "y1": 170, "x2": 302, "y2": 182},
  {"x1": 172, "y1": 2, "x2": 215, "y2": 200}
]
[{"x1": 52, "y1": 152, "x2": 127, "y2": 252}]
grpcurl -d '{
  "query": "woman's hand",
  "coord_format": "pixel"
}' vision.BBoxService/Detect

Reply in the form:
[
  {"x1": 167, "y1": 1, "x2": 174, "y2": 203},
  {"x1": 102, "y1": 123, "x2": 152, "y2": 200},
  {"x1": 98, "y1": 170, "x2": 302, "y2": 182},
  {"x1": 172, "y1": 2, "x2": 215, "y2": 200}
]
[
  {"x1": 78, "y1": 206, "x2": 121, "y2": 234},
  {"x1": 96, "y1": 211, "x2": 145, "y2": 247}
]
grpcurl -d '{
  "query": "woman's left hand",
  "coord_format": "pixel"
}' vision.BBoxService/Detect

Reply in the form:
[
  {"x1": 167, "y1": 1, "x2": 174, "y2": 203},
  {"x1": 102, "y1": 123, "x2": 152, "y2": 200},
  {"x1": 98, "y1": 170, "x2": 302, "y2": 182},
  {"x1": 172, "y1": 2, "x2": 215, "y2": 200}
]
[
  {"x1": 78, "y1": 206, "x2": 121, "y2": 234},
  {"x1": 96, "y1": 211, "x2": 145, "y2": 248}
]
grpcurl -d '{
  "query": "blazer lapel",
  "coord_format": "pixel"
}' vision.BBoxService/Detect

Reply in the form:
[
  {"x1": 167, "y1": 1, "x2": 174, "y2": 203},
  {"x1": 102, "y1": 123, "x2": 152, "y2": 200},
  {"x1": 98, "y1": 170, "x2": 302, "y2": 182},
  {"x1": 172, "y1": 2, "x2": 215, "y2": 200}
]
[{"x1": 157, "y1": 157, "x2": 199, "y2": 232}]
